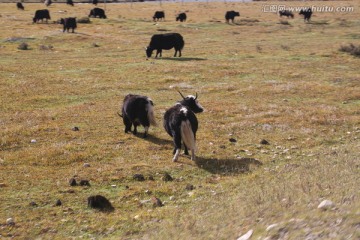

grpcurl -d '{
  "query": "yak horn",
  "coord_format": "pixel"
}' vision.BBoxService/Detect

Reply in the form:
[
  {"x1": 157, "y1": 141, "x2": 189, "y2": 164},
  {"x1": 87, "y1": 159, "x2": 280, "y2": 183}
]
[
  {"x1": 195, "y1": 92, "x2": 198, "y2": 100},
  {"x1": 117, "y1": 112, "x2": 123, "y2": 118},
  {"x1": 177, "y1": 90, "x2": 186, "y2": 99}
]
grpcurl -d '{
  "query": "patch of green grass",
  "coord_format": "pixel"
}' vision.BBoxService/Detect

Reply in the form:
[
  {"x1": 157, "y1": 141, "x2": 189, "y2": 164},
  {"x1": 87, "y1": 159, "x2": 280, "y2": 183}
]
[{"x1": 0, "y1": 1, "x2": 359, "y2": 239}]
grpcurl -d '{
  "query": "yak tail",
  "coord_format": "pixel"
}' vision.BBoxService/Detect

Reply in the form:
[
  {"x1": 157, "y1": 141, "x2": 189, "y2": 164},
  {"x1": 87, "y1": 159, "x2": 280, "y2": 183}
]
[
  {"x1": 181, "y1": 120, "x2": 196, "y2": 160},
  {"x1": 146, "y1": 101, "x2": 157, "y2": 127}
]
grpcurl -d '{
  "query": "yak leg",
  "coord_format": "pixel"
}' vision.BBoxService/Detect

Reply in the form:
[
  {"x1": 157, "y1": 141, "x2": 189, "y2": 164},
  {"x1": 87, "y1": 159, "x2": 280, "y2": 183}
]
[
  {"x1": 133, "y1": 123, "x2": 139, "y2": 135},
  {"x1": 172, "y1": 132, "x2": 182, "y2": 162},
  {"x1": 139, "y1": 116, "x2": 150, "y2": 138},
  {"x1": 184, "y1": 144, "x2": 189, "y2": 155},
  {"x1": 123, "y1": 117, "x2": 132, "y2": 134}
]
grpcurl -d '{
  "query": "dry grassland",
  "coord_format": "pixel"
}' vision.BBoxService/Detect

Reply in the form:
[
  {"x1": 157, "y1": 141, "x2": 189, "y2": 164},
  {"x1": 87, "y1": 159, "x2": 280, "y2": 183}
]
[{"x1": 0, "y1": 1, "x2": 359, "y2": 239}]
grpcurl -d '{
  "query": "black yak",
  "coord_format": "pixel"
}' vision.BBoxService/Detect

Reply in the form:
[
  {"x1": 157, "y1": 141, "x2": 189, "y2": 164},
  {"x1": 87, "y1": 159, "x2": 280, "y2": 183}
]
[
  {"x1": 119, "y1": 94, "x2": 157, "y2": 138},
  {"x1": 163, "y1": 91, "x2": 204, "y2": 162},
  {"x1": 66, "y1": 0, "x2": 74, "y2": 6},
  {"x1": 225, "y1": 10, "x2": 240, "y2": 23},
  {"x1": 299, "y1": 8, "x2": 312, "y2": 22},
  {"x1": 33, "y1": 9, "x2": 51, "y2": 23},
  {"x1": 44, "y1": 0, "x2": 52, "y2": 7},
  {"x1": 146, "y1": 33, "x2": 184, "y2": 58},
  {"x1": 89, "y1": 8, "x2": 107, "y2": 19},
  {"x1": 176, "y1": 12, "x2": 187, "y2": 22},
  {"x1": 60, "y1": 17, "x2": 77, "y2": 33},
  {"x1": 279, "y1": 10, "x2": 294, "y2": 18},
  {"x1": 17, "y1": 2, "x2": 24, "y2": 10},
  {"x1": 153, "y1": 11, "x2": 165, "y2": 21}
]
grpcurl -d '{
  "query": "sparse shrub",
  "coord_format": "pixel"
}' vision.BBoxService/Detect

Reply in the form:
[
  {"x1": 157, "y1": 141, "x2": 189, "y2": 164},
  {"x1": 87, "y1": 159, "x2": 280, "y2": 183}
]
[
  {"x1": 256, "y1": 45, "x2": 262, "y2": 53},
  {"x1": 281, "y1": 44, "x2": 290, "y2": 51},
  {"x1": 77, "y1": 17, "x2": 91, "y2": 24},
  {"x1": 18, "y1": 42, "x2": 28, "y2": 50},
  {"x1": 39, "y1": 45, "x2": 53, "y2": 50},
  {"x1": 339, "y1": 43, "x2": 360, "y2": 57}
]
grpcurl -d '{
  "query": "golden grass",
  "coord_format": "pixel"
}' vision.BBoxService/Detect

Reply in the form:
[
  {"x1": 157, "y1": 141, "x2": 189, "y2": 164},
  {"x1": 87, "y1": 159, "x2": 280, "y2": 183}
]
[{"x1": 0, "y1": 1, "x2": 359, "y2": 239}]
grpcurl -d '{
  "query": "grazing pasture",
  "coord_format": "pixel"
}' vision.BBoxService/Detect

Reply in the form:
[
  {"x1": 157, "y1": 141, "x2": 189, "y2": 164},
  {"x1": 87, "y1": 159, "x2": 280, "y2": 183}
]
[{"x1": 0, "y1": 1, "x2": 359, "y2": 239}]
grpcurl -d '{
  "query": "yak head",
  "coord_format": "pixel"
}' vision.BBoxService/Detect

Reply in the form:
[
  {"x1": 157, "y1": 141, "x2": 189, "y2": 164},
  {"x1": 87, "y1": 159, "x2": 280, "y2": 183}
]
[
  {"x1": 145, "y1": 47, "x2": 153, "y2": 58},
  {"x1": 177, "y1": 91, "x2": 204, "y2": 114}
]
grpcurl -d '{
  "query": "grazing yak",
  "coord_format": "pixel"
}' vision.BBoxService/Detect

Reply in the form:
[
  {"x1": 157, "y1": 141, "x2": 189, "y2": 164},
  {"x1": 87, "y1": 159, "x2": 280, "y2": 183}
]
[
  {"x1": 164, "y1": 91, "x2": 204, "y2": 162},
  {"x1": 146, "y1": 33, "x2": 184, "y2": 58},
  {"x1": 66, "y1": 0, "x2": 74, "y2": 6},
  {"x1": 33, "y1": 9, "x2": 51, "y2": 23},
  {"x1": 92, "y1": 0, "x2": 98, "y2": 5},
  {"x1": 44, "y1": 0, "x2": 52, "y2": 7},
  {"x1": 89, "y1": 8, "x2": 107, "y2": 19},
  {"x1": 299, "y1": 8, "x2": 312, "y2": 22},
  {"x1": 60, "y1": 17, "x2": 77, "y2": 33},
  {"x1": 17, "y1": 2, "x2": 24, "y2": 10},
  {"x1": 153, "y1": 11, "x2": 165, "y2": 21},
  {"x1": 279, "y1": 10, "x2": 294, "y2": 18},
  {"x1": 120, "y1": 94, "x2": 157, "y2": 138},
  {"x1": 176, "y1": 12, "x2": 187, "y2": 22},
  {"x1": 225, "y1": 10, "x2": 240, "y2": 23}
]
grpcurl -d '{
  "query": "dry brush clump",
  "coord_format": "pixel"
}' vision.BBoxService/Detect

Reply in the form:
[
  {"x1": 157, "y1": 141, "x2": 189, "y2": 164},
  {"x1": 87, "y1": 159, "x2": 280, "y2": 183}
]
[{"x1": 339, "y1": 43, "x2": 360, "y2": 57}]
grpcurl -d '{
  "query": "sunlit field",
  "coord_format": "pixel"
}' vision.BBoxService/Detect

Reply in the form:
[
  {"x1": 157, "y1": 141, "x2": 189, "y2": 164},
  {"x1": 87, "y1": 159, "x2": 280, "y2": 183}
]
[{"x1": 0, "y1": 1, "x2": 359, "y2": 239}]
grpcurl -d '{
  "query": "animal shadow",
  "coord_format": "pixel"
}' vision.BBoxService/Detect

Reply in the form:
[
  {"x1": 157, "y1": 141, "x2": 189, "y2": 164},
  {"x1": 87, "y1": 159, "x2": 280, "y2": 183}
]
[
  {"x1": 135, "y1": 134, "x2": 173, "y2": 146},
  {"x1": 195, "y1": 157, "x2": 263, "y2": 175},
  {"x1": 161, "y1": 57, "x2": 207, "y2": 61}
]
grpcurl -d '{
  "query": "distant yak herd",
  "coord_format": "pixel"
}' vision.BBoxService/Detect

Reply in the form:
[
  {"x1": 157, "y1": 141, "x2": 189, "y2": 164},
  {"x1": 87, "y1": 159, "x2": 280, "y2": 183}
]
[{"x1": 20, "y1": 1, "x2": 314, "y2": 37}]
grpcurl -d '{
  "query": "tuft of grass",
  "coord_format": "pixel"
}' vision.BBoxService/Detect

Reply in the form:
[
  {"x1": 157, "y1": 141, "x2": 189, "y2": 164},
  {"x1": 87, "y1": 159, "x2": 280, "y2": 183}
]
[
  {"x1": 279, "y1": 19, "x2": 290, "y2": 25},
  {"x1": 17, "y1": 42, "x2": 29, "y2": 50}
]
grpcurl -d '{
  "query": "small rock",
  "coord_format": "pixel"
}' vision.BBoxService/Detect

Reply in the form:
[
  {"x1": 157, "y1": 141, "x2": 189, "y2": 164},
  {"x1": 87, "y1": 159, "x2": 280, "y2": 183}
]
[
  {"x1": 162, "y1": 173, "x2": 173, "y2": 182},
  {"x1": 83, "y1": 163, "x2": 91, "y2": 167},
  {"x1": 229, "y1": 138, "x2": 237, "y2": 143},
  {"x1": 219, "y1": 145, "x2": 226, "y2": 149},
  {"x1": 30, "y1": 139, "x2": 37, "y2": 143},
  {"x1": 69, "y1": 178, "x2": 77, "y2": 186},
  {"x1": 152, "y1": 197, "x2": 163, "y2": 207},
  {"x1": 148, "y1": 175, "x2": 155, "y2": 181},
  {"x1": 88, "y1": 195, "x2": 114, "y2": 212},
  {"x1": 169, "y1": 196, "x2": 175, "y2": 201},
  {"x1": 0, "y1": 183, "x2": 6, "y2": 188},
  {"x1": 260, "y1": 139, "x2": 270, "y2": 145},
  {"x1": 29, "y1": 201, "x2": 38, "y2": 207},
  {"x1": 72, "y1": 126, "x2": 79, "y2": 131},
  {"x1": 6, "y1": 218, "x2": 15, "y2": 226},
  {"x1": 237, "y1": 229, "x2": 253, "y2": 240},
  {"x1": 133, "y1": 174, "x2": 145, "y2": 181},
  {"x1": 55, "y1": 199, "x2": 62, "y2": 206},
  {"x1": 111, "y1": 185, "x2": 117, "y2": 188},
  {"x1": 266, "y1": 223, "x2": 279, "y2": 231},
  {"x1": 79, "y1": 180, "x2": 90, "y2": 186},
  {"x1": 145, "y1": 190, "x2": 152, "y2": 195},
  {"x1": 318, "y1": 200, "x2": 335, "y2": 210},
  {"x1": 185, "y1": 184, "x2": 195, "y2": 191}
]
